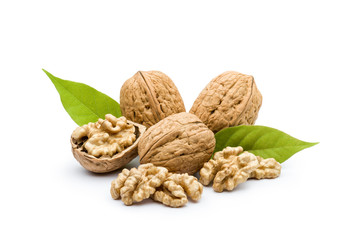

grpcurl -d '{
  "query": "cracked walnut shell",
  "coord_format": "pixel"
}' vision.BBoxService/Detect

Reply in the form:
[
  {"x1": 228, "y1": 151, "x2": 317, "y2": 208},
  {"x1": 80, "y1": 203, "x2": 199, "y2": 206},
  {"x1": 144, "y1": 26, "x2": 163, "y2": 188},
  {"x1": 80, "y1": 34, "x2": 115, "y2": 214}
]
[
  {"x1": 138, "y1": 112, "x2": 215, "y2": 175},
  {"x1": 120, "y1": 70, "x2": 186, "y2": 128},
  {"x1": 190, "y1": 71, "x2": 262, "y2": 133},
  {"x1": 199, "y1": 146, "x2": 281, "y2": 192},
  {"x1": 71, "y1": 114, "x2": 146, "y2": 173}
]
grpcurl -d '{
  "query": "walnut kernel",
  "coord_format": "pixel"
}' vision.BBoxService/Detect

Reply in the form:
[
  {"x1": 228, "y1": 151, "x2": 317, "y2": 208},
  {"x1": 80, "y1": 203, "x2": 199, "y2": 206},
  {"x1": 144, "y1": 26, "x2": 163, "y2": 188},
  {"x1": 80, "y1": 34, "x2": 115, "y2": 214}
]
[
  {"x1": 199, "y1": 146, "x2": 281, "y2": 192},
  {"x1": 152, "y1": 173, "x2": 203, "y2": 208},
  {"x1": 71, "y1": 114, "x2": 146, "y2": 173},
  {"x1": 250, "y1": 156, "x2": 281, "y2": 179},
  {"x1": 110, "y1": 163, "x2": 203, "y2": 207},
  {"x1": 110, "y1": 163, "x2": 168, "y2": 205},
  {"x1": 72, "y1": 114, "x2": 136, "y2": 157}
]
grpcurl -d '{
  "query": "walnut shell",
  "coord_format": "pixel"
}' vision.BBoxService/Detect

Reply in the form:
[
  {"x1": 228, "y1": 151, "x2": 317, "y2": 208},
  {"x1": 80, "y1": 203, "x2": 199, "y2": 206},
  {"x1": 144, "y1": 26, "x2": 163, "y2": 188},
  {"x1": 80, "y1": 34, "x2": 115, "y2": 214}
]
[
  {"x1": 120, "y1": 71, "x2": 186, "y2": 128},
  {"x1": 190, "y1": 71, "x2": 262, "y2": 133},
  {"x1": 71, "y1": 121, "x2": 146, "y2": 173},
  {"x1": 138, "y1": 112, "x2": 215, "y2": 175}
]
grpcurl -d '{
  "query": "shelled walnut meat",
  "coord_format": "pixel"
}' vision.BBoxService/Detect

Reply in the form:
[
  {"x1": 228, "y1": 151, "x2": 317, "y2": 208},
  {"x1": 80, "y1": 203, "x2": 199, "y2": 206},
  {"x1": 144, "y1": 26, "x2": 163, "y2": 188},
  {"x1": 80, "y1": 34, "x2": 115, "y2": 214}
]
[
  {"x1": 138, "y1": 112, "x2": 215, "y2": 175},
  {"x1": 120, "y1": 70, "x2": 186, "y2": 128},
  {"x1": 71, "y1": 114, "x2": 146, "y2": 173},
  {"x1": 190, "y1": 71, "x2": 263, "y2": 133},
  {"x1": 110, "y1": 163, "x2": 203, "y2": 207},
  {"x1": 200, "y1": 146, "x2": 281, "y2": 192}
]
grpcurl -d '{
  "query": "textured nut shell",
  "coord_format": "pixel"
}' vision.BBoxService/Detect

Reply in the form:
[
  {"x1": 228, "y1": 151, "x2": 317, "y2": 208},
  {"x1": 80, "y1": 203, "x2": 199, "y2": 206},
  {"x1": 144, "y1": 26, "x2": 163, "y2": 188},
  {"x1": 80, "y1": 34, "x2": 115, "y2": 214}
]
[
  {"x1": 138, "y1": 112, "x2": 215, "y2": 175},
  {"x1": 71, "y1": 121, "x2": 146, "y2": 173},
  {"x1": 190, "y1": 71, "x2": 262, "y2": 133},
  {"x1": 120, "y1": 71, "x2": 186, "y2": 128}
]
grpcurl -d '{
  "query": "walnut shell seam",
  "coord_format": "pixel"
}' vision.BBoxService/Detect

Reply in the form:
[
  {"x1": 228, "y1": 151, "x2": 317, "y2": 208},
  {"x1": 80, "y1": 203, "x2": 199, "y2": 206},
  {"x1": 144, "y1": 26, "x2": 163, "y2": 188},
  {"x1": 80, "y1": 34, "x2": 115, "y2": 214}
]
[
  {"x1": 120, "y1": 71, "x2": 186, "y2": 128},
  {"x1": 138, "y1": 112, "x2": 215, "y2": 175}
]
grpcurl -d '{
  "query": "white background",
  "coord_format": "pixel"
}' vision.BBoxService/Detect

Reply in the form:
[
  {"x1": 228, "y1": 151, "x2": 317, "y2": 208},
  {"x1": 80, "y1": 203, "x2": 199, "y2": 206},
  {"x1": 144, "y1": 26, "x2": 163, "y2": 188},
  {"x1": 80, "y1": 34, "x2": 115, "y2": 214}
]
[{"x1": 1, "y1": 0, "x2": 359, "y2": 239}]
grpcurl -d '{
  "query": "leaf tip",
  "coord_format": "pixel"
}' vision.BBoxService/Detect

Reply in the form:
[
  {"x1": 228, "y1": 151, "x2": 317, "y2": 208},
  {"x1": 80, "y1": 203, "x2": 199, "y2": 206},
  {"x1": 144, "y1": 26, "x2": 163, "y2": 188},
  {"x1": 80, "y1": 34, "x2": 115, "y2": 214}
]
[
  {"x1": 308, "y1": 142, "x2": 320, "y2": 147},
  {"x1": 42, "y1": 69, "x2": 53, "y2": 78},
  {"x1": 310, "y1": 141, "x2": 319, "y2": 147}
]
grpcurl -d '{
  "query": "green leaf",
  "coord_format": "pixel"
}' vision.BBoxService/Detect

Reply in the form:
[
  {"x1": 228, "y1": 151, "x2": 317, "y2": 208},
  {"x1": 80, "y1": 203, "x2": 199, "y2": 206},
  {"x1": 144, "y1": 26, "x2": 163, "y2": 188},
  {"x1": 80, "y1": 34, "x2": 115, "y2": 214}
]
[
  {"x1": 214, "y1": 125, "x2": 318, "y2": 163},
  {"x1": 43, "y1": 69, "x2": 121, "y2": 126}
]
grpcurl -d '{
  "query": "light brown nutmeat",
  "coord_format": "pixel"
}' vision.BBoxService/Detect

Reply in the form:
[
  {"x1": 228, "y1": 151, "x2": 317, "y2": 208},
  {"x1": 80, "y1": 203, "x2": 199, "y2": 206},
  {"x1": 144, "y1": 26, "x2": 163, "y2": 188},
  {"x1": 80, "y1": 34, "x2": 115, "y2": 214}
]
[
  {"x1": 110, "y1": 163, "x2": 203, "y2": 207},
  {"x1": 72, "y1": 114, "x2": 136, "y2": 157},
  {"x1": 138, "y1": 112, "x2": 216, "y2": 175},
  {"x1": 120, "y1": 70, "x2": 186, "y2": 128},
  {"x1": 190, "y1": 71, "x2": 262, "y2": 133},
  {"x1": 250, "y1": 156, "x2": 281, "y2": 179},
  {"x1": 110, "y1": 163, "x2": 169, "y2": 205},
  {"x1": 71, "y1": 114, "x2": 146, "y2": 173},
  {"x1": 152, "y1": 173, "x2": 203, "y2": 208},
  {"x1": 199, "y1": 146, "x2": 281, "y2": 192}
]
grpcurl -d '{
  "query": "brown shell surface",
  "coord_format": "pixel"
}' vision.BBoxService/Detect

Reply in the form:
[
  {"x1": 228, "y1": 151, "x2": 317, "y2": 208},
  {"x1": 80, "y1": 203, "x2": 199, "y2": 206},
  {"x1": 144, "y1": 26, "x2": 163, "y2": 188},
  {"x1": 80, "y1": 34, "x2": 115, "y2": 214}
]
[
  {"x1": 120, "y1": 71, "x2": 186, "y2": 128},
  {"x1": 190, "y1": 71, "x2": 262, "y2": 133},
  {"x1": 71, "y1": 121, "x2": 146, "y2": 173},
  {"x1": 138, "y1": 112, "x2": 215, "y2": 175}
]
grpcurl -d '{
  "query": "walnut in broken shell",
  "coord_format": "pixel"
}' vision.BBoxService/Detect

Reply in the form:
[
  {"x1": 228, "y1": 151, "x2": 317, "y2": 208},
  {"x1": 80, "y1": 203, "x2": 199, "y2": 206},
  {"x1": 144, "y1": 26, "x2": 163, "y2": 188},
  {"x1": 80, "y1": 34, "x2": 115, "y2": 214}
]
[
  {"x1": 138, "y1": 112, "x2": 215, "y2": 175},
  {"x1": 71, "y1": 114, "x2": 146, "y2": 173},
  {"x1": 190, "y1": 71, "x2": 262, "y2": 133},
  {"x1": 120, "y1": 70, "x2": 186, "y2": 128}
]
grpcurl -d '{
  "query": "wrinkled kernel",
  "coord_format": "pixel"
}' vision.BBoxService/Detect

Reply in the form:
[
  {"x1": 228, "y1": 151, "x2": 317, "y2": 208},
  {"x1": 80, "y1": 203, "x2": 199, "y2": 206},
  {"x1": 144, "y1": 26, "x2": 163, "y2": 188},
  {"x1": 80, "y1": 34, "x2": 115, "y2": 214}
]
[
  {"x1": 110, "y1": 163, "x2": 168, "y2": 206},
  {"x1": 152, "y1": 173, "x2": 203, "y2": 207},
  {"x1": 72, "y1": 114, "x2": 136, "y2": 157},
  {"x1": 200, "y1": 146, "x2": 281, "y2": 192},
  {"x1": 110, "y1": 163, "x2": 203, "y2": 207},
  {"x1": 250, "y1": 156, "x2": 281, "y2": 179}
]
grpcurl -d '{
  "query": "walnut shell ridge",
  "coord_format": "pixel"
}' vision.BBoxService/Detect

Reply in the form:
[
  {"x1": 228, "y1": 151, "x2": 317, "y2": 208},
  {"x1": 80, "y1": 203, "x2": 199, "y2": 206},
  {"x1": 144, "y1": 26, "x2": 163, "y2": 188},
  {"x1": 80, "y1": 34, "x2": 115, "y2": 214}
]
[
  {"x1": 138, "y1": 112, "x2": 215, "y2": 175},
  {"x1": 190, "y1": 71, "x2": 262, "y2": 133},
  {"x1": 71, "y1": 121, "x2": 146, "y2": 173},
  {"x1": 120, "y1": 71, "x2": 186, "y2": 128}
]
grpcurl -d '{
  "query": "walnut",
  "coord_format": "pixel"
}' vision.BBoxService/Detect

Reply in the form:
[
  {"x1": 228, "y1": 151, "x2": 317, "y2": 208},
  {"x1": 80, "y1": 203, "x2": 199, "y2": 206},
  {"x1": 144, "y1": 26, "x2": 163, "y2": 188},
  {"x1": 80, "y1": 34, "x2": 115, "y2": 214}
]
[
  {"x1": 199, "y1": 146, "x2": 281, "y2": 192},
  {"x1": 71, "y1": 114, "x2": 146, "y2": 173},
  {"x1": 200, "y1": 147, "x2": 259, "y2": 192},
  {"x1": 138, "y1": 112, "x2": 215, "y2": 174},
  {"x1": 72, "y1": 114, "x2": 136, "y2": 157},
  {"x1": 190, "y1": 71, "x2": 262, "y2": 133},
  {"x1": 120, "y1": 71, "x2": 186, "y2": 128},
  {"x1": 110, "y1": 163, "x2": 203, "y2": 207},
  {"x1": 152, "y1": 173, "x2": 203, "y2": 208},
  {"x1": 110, "y1": 163, "x2": 168, "y2": 205},
  {"x1": 250, "y1": 156, "x2": 281, "y2": 179}
]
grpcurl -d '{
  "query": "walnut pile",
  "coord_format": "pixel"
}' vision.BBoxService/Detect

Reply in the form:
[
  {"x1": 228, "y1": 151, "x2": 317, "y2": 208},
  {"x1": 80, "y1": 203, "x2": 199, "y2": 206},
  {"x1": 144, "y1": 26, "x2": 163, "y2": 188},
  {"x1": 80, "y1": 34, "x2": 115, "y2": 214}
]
[
  {"x1": 199, "y1": 146, "x2": 281, "y2": 192},
  {"x1": 110, "y1": 163, "x2": 203, "y2": 207},
  {"x1": 72, "y1": 114, "x2": 136, "y2": 157}
]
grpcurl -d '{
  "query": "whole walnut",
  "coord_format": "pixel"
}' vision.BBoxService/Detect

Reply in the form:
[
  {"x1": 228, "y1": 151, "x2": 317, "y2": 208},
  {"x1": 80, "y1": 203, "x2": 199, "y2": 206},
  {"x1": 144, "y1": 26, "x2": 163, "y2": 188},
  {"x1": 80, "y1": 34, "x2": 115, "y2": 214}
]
[
  {"x1": 138, "y1": 112, "x2": 215, "y2": 175},
  {"x1": 120, "y1": 71, "x2": 186, "y2": 128},
  {"x1": 190, "y1": 71, "x2": 262, "y2": 133}
]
